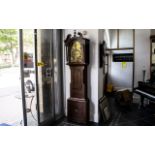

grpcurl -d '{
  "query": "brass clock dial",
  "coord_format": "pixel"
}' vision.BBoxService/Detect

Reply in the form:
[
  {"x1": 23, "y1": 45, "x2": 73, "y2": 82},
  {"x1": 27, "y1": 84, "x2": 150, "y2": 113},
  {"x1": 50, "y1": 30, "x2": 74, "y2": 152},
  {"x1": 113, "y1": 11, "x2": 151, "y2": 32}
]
[{"x1": 71, "y1": 41, "x2": 83, "y2": 62}]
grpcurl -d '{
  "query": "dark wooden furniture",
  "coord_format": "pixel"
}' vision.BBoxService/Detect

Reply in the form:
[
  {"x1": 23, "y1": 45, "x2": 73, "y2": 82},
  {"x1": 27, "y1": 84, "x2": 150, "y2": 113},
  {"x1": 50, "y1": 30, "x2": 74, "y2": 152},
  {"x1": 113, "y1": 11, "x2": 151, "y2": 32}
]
[
  {"x1": 133, "y1": 35, "x2": 155, "y2": 108},
  {"x1": 134, "y1": 81, "x2": 155, "y2": 108},
  {"x1": 150, "y1": 35, "x2": 155, "y2": 80},
  {"x1": 64, "y1": 32, "x2": 89, "y2": 124}
]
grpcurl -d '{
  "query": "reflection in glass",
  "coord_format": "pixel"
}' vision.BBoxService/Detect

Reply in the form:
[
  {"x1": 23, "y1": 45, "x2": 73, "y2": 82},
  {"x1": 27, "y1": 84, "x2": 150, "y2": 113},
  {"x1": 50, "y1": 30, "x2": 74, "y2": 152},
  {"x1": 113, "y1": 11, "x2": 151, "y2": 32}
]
[
  {"x1": 23, "y1": 29, "x2": 38, "y2": 126},
  {"x1": 52, "y1": 30, "x2": 64, "y2": 120},
  {"x1": 37, "y1": 30, "x2": 54, "y2": 123},
  {"x1": 37, "y1": 29, "x2": 64, "y2": 124}
]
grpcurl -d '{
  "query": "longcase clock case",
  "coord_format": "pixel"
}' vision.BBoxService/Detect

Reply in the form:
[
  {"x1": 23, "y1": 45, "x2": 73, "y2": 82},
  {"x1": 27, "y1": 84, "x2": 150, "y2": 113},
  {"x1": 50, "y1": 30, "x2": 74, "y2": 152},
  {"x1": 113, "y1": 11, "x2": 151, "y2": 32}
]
[{"x1": 64, "y1": 33, "x2": 90, "y2": 124}]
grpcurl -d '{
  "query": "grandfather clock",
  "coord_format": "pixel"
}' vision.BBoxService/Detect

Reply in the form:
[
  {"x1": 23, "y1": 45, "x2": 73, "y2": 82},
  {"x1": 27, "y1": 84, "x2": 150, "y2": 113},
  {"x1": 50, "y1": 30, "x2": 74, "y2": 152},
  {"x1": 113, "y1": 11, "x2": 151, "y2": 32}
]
[{"x1": 64, "y1": 31, "x2": 89, "y2": 124}]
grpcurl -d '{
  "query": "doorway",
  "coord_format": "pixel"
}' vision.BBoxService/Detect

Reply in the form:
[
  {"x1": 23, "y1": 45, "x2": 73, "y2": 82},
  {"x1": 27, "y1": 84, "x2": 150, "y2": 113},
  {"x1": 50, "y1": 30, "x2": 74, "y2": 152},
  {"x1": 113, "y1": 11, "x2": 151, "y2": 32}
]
[
  {"x1": 104, "y1": 29, "x2": 135, "y2": 91},
  {"x1": 20, "y1": 29, "x2": 64, "y2": 126},
  {"x1": 0, "y1": 29, "x2": 23, "y2": 125}
]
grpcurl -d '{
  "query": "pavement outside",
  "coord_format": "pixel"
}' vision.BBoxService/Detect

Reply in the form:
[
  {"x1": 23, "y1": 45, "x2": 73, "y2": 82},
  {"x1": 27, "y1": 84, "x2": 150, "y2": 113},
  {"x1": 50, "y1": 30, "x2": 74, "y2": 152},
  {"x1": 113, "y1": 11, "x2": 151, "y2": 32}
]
[{"x1": 0, "y1": 67, "x2": 37, "y2": 126}]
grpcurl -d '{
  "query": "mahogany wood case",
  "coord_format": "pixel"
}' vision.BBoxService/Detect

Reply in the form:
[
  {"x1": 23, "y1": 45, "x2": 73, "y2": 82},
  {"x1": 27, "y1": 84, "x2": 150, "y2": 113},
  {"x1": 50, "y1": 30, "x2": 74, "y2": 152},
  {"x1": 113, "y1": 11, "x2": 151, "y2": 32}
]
[{"x1": 64, "y1": 33, "x2": 90, "y2": 124}]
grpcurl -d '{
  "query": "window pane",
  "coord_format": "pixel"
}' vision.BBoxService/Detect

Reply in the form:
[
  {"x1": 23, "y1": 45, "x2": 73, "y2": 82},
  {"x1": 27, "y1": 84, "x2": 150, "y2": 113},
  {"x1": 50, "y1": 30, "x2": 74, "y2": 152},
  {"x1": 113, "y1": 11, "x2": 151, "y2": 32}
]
[
  {"x1": 112, "y1": 49, "x2": 133, "y2": 54},
  {"x1": 119, "y1": 29, "x2": 133, "y2": 48},
  {"x1": 152, "y1": 43, "x2": 155, "y2": 64},
  {"x1": 109, "y1": 29, "x2": 117, "y2": 49}
]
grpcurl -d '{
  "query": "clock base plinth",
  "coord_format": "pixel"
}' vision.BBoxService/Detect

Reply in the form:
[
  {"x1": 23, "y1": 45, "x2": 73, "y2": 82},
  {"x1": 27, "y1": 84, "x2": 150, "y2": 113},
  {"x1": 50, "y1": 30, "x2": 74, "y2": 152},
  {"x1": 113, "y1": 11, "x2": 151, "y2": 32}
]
[{"x1": 67, "y1": 98, "x2": 89, "y2": 124}]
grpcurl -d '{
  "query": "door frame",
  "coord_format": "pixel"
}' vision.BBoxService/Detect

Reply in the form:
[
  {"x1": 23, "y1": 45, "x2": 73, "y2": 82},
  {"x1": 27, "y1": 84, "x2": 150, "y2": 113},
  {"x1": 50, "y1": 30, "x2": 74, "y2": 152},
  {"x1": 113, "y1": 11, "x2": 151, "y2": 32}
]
[
  {"x1": 19, "y1": 29, "x2": 65, "y2": 126},
  {"x1": 34, "y1": 29, "x2": 41, "y2": 125},
  {"x1": 19, "y1": 29, "x2": 40, "y2": 126},
  {"x1": 19, "y1": 29, "x2": 27, "y2": 126}
]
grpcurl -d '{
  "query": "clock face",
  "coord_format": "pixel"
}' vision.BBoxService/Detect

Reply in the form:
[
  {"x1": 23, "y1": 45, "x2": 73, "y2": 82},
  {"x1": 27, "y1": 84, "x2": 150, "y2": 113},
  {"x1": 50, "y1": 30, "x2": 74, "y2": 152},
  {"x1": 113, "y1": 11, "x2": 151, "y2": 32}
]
[{"x1": 71, "y1": 41, "x2": 84, "y2": 63}]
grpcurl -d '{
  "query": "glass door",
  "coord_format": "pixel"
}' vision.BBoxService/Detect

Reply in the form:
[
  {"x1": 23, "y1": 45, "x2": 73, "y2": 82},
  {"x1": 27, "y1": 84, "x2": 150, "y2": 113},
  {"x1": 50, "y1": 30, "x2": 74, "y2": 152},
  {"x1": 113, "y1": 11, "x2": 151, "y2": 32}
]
[
  {"x1": 19, "y1": 29, "x2": 38, "y2": 126},
  {"x1": 36, "y1": 29, "x2": 55, "y2": 124},
  {"x1": 19, "y1": 29, "x2": 64, "y2": 126},
  {"x1": 36, "y1": 29, "x2": 64, "y2": 125}
]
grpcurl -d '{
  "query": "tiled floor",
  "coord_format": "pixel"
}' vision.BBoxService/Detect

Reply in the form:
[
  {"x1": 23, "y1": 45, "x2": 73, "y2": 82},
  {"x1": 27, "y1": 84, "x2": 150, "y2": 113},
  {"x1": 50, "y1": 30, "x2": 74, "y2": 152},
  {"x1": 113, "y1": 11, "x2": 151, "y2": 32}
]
[
  {"x1": 56, "y1": 95, "x2": 155, "y2": 126},
  {"x1": 106, "y1": 96, "x2": 155, "y2": 126}
]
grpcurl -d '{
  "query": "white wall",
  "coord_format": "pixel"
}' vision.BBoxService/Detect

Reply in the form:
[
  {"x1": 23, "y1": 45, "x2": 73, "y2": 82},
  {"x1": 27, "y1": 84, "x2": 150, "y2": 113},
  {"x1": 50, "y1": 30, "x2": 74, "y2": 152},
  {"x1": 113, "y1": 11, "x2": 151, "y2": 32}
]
[
  {"x1": 110, "y1": 60, "x2": 133, "y2": 90},
  {"x1": 103, "y1": 29, "x2": 150, "y2": 90},
  {"x1": 134, "y1": 29, "x2": 150, "y2": 87},
  {"x1": 105, "y1": 30, "x2": 134, "y2": 90},
  {"x1": 64, "y1": 29, "x2": 99, "y2": 123}
]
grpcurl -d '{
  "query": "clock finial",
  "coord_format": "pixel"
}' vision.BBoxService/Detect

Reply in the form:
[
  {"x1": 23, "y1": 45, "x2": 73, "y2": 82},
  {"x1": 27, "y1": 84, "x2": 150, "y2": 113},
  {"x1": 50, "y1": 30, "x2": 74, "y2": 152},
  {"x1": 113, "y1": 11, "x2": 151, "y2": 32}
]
[{"x1": 74, "y1": 30, "x2": 77, "y2": 37}]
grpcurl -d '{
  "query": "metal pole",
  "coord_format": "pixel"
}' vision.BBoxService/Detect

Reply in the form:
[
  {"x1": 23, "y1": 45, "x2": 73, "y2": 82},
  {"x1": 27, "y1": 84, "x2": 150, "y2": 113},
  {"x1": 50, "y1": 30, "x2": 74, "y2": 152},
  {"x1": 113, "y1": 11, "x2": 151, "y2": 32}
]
[
  {"x1": 132, "y1": 29, "x2": 135, "y2": 91},
  {"x1": 117, "y1": 29, "x2": 119, "y2": 49},
  {"x1": 19, "y1": 29, "x2": 27, "y2": 126},
  {"x1": 62, "y1": 29, "x2": 67, "y2": 117},
  {"x1": 51, "y1": 30, "x2": 56, "y2": 121},
  {"x1": 34, "y1": 29, "x2": 40, "y2": 125},
  {"x1": 60, "y1": 29, "x2": 65, "y2": 116}
]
